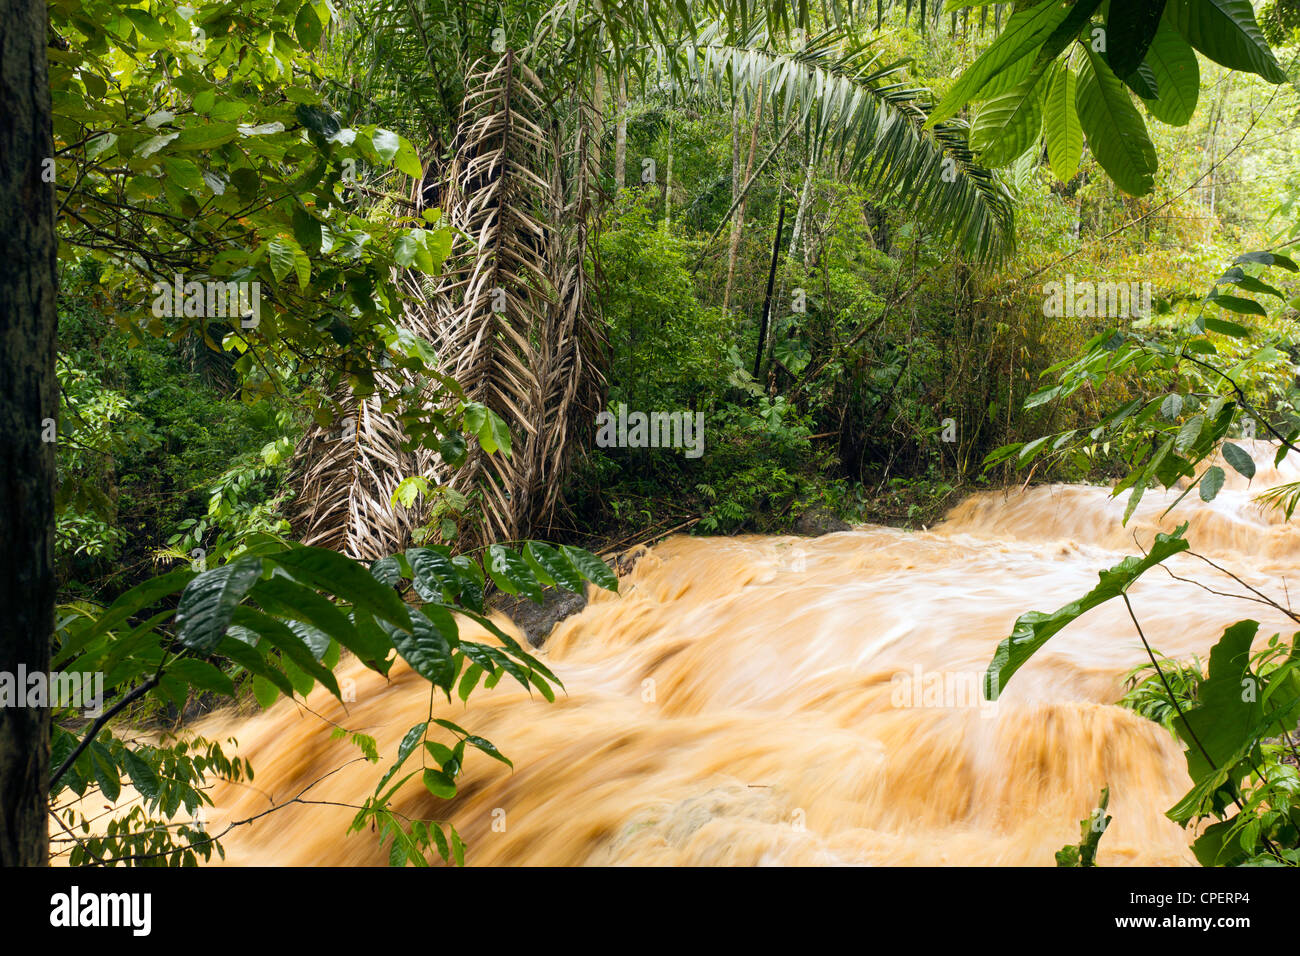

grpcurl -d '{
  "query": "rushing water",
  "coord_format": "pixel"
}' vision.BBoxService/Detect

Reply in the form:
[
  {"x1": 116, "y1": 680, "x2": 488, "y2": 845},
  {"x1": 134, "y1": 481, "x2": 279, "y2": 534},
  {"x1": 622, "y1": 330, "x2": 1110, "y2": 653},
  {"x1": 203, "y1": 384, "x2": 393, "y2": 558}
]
[{"x1": 201, "y1": 442, "x2": 1300, "y2": 866}]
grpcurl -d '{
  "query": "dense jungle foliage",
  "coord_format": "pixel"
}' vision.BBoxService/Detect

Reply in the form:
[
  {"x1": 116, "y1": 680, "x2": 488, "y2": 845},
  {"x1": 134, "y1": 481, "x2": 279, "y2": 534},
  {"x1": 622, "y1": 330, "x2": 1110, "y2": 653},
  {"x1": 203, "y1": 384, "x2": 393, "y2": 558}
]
[{"x1": 10, "y1": 0, "x2": 1300, "y2": 868}]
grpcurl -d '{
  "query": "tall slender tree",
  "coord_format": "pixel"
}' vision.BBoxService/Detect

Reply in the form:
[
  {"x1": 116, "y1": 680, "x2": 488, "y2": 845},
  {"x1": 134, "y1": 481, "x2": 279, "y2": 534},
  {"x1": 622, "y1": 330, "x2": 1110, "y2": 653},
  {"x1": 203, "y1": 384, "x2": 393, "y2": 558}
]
[{"x1": 0, "y1": 0, "x2": 57, "y2": 867}]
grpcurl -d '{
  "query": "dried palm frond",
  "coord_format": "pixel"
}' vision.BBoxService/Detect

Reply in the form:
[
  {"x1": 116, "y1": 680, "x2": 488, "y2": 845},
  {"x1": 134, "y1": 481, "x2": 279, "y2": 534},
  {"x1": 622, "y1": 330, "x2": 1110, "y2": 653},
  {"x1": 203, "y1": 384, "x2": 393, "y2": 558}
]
[
  {"x1": 423, "y1": 51, "x2": 605, "y2": 548},
  {"x1": 531, "y1": 83, "x2": 607, "y2": 536},
  {"x1": 287, "y1": 385, "x2": 424, "y2": 560},
  {"x1": 290, "y1": 52, "x2": 606, "y2": 556}
]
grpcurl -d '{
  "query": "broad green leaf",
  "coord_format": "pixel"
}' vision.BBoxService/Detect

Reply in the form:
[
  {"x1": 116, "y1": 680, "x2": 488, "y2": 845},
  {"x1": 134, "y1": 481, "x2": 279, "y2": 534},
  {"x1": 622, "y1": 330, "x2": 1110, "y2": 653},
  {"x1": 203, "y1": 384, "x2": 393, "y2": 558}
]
[
  {"x1": 230, "y1": 607, "x2": 342, "y2": 699},
  {"x1": 370, "y1": 556, "x2": 402, "y2": 587},
  {"x1": 122, "y1": 748, "x2": 161, "y2": 802},
  {"x1": 1106, "y1": 0, "x2": 1168, "y2": 77},
  {"x1": 1140, "y1": 20, "x2": 1199, "y2": 125},
  {"x1": 422, "y1": 767, "x2": 457, "y2": 799},
  {"x1": 294, "y1": 2, "x2": 323, "y2": 48},
  {"x1": 969, "y1": 63, "x2": 1049, "y2": 167},
  {"x1": 1119, "y1": 60, "x2": 1160, "y2": 99},
  {"x1": 452, "y1": 556, "x2": 485, "y2": 612},
  {"x1": 250, "y1": 576, "x2": 361, "y2": 653},
  {"x1": 160, "y1": 157, "x2": 204, "y2": 192},
  {"x1": 173, "y1": 122, "x2": 239, "y2": 151},
  {"x1": 286, "y1": 620, "x2": 331, "y2": 661},
  {"x1": 1208, "y1": 293, "x2": 1265, "y2": 317},
  {"x1": 122, "y1": 8, "x2": 166, "y2": 43},
  {"x1": 1234, "y1": 250, "x2": 1298, "y2": 272},
  {"x1": 1165, "y1": 0, "x2": 1287, "y2": 84},
  {"x1": 524, "y1": 541, "x2": 585, "y2": 593},
  {"x1": 560, "y1": 545, "x2": 619, "y2": 593},
  {"x1": 90, "y1": 745, "x2": 121, "y2": 804},
  {"x1": 1077, "y1": 45, "x2": 1158, "y2": 196},
  {"x1": 348, "y1": 611, "x2": 396, "y2": 674},
  {"x1": 1217, "y1": 268, "x2": 1285, "y2": 299},
  {"x1": 928, "y1": 0, "x2": 1075, "y2": 125},
  {"x1": 167, "y1": 658, "x2": 236, "y2": 696},
  {"x1": 463, "y1": 402, "x2": 511, "y2": 457},
  {"x1": 1175, "y1": 415, "x2": 1204, "y2": 452},
  {"x1": 1200, "y1": 465, "x2": 1226, "y2": 501},
  {"x1": 268, "y1": 547, "x2": 412, "y2": 631},
  {"x1": 487, "y1": 544, "x2": 544, "y2": 603},
  {"x1": 1202, "y1": 318, "x2": 1252, "y2": 338},
  {"x1": 386, "y1": 608, "x2": 455, "y2": 688},
  {"x1": 984, "y1": 525, "x2": 1190, "y2": 698},
  {"x1": 1220, "y1": 442, "x2": 1256, "y2": 478},
  {"x1": 407, "y1": 546, "x2": 461, "y2": 602},
  {"x1": 394, "y1": 139, "x2": 423, "y2": 179},
  {"x1": 457, "y1": 663, "x2": 484, "y2": 702},
  {"x1": 266, "y1": 234, "x2": 310, "y2": 289},
  {"x1": 175, "y1": 557, "x2": 264, "y2": 654},
  {"x1": 393, "y1": 229, "x2": 437, "y2": 274},
  {"x1": 267, "y1": 236, "x2": 296, "y2": 284},
  {"x1": 372, "y1": 128, "x2": 401, "y2": 162},
  {"x1": 136, "y1": 131, "x2": 179, "y2": 159},
  {"x1": 1043, "y1": 63, "x2": 1083, "y2": 180}
]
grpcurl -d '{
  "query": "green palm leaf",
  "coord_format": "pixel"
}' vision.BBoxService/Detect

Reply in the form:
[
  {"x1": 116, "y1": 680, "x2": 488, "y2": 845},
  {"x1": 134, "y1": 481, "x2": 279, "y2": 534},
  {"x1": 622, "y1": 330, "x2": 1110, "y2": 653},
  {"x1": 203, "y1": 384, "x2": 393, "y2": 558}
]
[{"x1": 678, "y1": 23, "x2": 1015, "y2": 261}]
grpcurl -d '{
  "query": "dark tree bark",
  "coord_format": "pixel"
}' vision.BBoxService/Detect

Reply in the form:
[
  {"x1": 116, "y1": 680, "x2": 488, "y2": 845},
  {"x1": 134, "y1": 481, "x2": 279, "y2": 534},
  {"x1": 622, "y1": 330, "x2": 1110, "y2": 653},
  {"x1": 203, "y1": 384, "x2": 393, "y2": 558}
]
[
  {"x1": 753, "y1": 203, "x2": 786, "y2": 380},
  {"x1": 0, "y1": 0, "x2": 57, "y2": 866}
]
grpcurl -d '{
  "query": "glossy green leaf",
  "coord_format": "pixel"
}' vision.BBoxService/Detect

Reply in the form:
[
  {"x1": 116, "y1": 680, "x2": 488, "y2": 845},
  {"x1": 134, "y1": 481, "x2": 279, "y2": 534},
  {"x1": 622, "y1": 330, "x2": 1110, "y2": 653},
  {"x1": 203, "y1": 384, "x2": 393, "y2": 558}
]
[
  {"x1": 560, "y1": 545, "x2": 619, "y2": 593},
  {"x1": 985, "y1": 525, "x2": 1190, "y2": 698},
  {"x1": 268, "y1": 547, "x2": 412, "y2": 631},
  {"x1": 1140, "y1": 20, "x2": 1199, "y2": 125},
  {"x1": 524, "y1": 541, "x2": 585, "y2": 593},
  {"x1": 175, "y1": 557, "x2": 264, "y2": 654},
  {"x1": 1220, "y1": 442, "x2": 1256, "y2": 478},
  {"x1": 422, "y1": 767, "x2": 457, "y2": 799},
  {"x1": 1043, "y1": 62, "x2": 1083, "y2": 180},
  {"x1": 1200, "y1": 465, "x2": 1226, "y2": 501},
  {"x1": 1165, "y1": 0, "x2": 1287, "y2": 84},
  {"x1": 386, "y1": 608, "x2": 455, "y2": 689},
  {"x1": 1076, "y1": 45, "x2": 1158, "y2": 196},
  {"x1": 487, "y1": 544, "x2": 544, "y2": 603},
  {"x1": 969, "y1": 63, "x2": 1048, "y2": 167},
  {"x1": 929, "y1": 0, "x2": 1075, "y2": 125}
]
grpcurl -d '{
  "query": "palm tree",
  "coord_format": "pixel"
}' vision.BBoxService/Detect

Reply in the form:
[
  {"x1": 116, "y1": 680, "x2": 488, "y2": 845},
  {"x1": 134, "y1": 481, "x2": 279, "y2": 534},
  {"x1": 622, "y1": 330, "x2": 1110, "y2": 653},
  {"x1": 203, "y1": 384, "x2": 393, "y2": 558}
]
[{"x1": 291, "y1": 0, "x2": 1015, "y2": 555}]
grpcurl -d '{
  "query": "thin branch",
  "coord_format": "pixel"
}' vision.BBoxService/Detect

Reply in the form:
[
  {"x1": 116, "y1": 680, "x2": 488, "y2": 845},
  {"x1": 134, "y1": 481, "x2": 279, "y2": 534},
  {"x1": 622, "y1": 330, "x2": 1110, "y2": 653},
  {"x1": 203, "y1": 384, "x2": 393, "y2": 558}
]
[{"x1": 49, "y1": 675, "x2": 160, "y2": 788}]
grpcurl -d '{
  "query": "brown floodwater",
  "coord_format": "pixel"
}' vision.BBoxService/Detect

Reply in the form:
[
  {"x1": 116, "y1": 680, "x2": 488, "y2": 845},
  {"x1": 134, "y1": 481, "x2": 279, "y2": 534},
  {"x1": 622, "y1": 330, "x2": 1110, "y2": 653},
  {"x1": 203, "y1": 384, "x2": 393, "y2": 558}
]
[{"x1": 199, "y1": 442, "x2": 1300, "y2": 865}]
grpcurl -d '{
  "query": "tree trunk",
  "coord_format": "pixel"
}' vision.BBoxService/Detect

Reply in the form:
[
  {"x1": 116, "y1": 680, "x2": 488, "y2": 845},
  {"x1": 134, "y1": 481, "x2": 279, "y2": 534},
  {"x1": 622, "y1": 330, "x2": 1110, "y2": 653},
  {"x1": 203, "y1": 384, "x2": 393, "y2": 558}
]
[
  {"x1": 788, "y1": 149, "x2": 815, "y2": 268},
  {"x1": 1205, "y1": 75, "x2": 1233, "y2": 218},
  {"x1": 614, "y1": 68, "x2": 627, "y2": 191},
  {"x1": 662, "y1": 112, "x2": 673, "y2": 230},
  {"x1": 730, "y1": 98, "x2": 740, "y2": 205},
  {"x1": 724, "y1": 83, "x2": 764, "y2": 312},
  {"x1": 754, "y1": 203, "x2": 786, "y2": 380},
  {"x1": 0, "y1": 0, "x2": 58, "y2": 867},
  {"x1": 591, "y1": 67, "x2": 604, "y2": 175}
]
